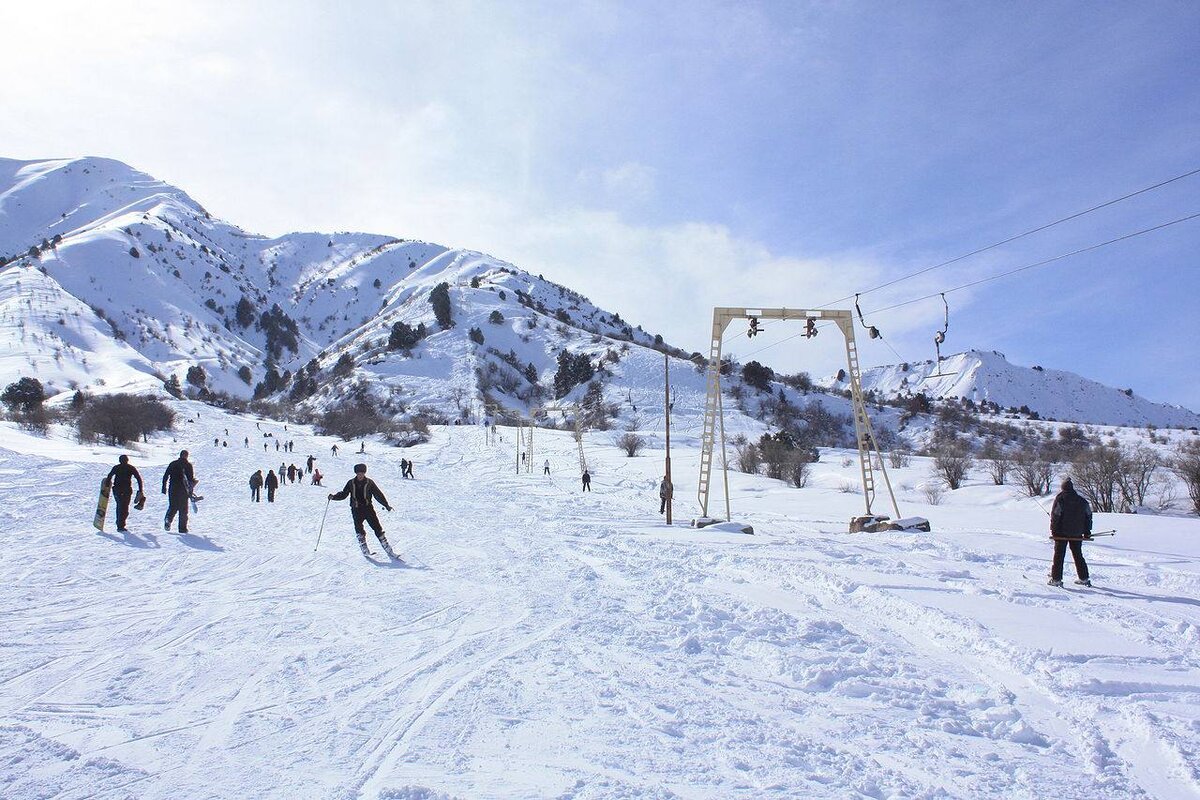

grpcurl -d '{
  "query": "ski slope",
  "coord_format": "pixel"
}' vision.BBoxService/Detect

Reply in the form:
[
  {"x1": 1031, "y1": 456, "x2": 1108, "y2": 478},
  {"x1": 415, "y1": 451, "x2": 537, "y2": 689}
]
[{"x1": 2, "y1": 404, "x2": 1199, "y2": 799}]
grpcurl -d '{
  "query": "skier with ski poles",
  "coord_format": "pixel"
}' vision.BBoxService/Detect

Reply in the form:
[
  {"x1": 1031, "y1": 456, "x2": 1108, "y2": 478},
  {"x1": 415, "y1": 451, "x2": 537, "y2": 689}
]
[
  {"x1": 161, "y1": 450, "x2": 196, "y2": 533},
  {"x1": 328, "y1": 463, "x2": 399, "y2": 559},
  {"x1": 1049, "y1": 477, "x2": 1092, "y2": 587},
  {"x1": 106, "y1": 455, "x2": 144, "y2": 533}
]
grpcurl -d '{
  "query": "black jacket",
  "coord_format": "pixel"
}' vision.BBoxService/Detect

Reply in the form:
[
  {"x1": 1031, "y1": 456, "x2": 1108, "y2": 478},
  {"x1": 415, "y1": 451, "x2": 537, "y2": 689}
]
[
  {"x1": 1050, "y1": 487, "x2": 1092, "y2": 538},
  {"x1": 330, "y1": 477, "x2": 390, "y2": 511},
  {"x1": 265, "y1": 472, "x2": 279, "y2": 489},
  {"x1": 107, "y1": 463, "x2": 143, "y2": 495},
  {"x1": 162, "y1": 458, "x2": 196, "y2": 497},
  {"x1": 250, "y1": 472, "x2": 264, "y2": 489}
]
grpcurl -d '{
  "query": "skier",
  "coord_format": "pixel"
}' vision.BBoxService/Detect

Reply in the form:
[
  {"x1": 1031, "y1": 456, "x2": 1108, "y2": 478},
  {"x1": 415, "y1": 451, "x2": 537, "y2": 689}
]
[
  {"x1": 402, "y1": 458, "x2": 414, "y2": 479},
  {"x1": 658, "y1": 475, "x2": 673, "y2": 514},
  {"x1": 1049, "y1": 477, "x2": 1092, "y2": 586},
  {"x1": 265, "y1": 469, "x2": 279, "y2": 502},
  {"x1": 331, "y1": 444, "x2": 339, "y2": 456},
  {"x1": 311, "y1": 468, "x2": 323, "y2": 486},
  {"x1": 306, "y1": 455, "x2": 315, "y2": 473},
  {"x1": 244, "y1": 437, "x2": 249, "y2": 447},
  {"x1": 543, "y1": 459, "x2": 550, "y2": 475},
  {"x1": 249, "y1": 470, "x2": 264, "y2": 502},
  {"x1": 276, "y1": 440, "x2": 280, "y2": 452},
  {"x1": 161, "y1": 450, "x2": 196, "y2": 533},
  {"x1": 358, "y1": 441, "x2": 366, "y2": 454},
  {"x1": 287, "y1": 464, "x2": 296, "y2": 484},
  {"x1": 581, "y1": 469, "x2": 592, "y2": 492},
  {"x1": 328, "y1": 463, "x2": 399, "y2": 559},
  {"x1": 106, "y1": 455, "x2": 144, "y2": 533}
]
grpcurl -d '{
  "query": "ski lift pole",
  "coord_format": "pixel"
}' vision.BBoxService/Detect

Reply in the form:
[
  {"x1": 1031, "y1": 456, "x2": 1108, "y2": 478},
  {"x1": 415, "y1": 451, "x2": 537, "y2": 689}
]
[{"x1": 664, "y1": 352, "x2": 673, "y2": 525}]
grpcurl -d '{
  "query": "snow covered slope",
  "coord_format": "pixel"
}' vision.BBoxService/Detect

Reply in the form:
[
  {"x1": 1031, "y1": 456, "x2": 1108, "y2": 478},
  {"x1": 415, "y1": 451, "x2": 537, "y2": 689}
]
[
  {"x1": 0, "y1": 156, "x2": 676, "y2": 415},
  {"x1": 2, "y1": 405, "x2": 1199, "y2": 798},
  {"x1": 823, "y1": 349, "x2": 1200, "y2": 429}
]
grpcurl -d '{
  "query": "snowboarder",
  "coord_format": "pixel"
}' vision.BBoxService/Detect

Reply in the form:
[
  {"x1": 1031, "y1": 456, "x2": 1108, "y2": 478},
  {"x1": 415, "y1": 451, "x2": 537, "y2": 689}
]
[
  {"x1": 328, "y1": 463, "x2": 398, "y2": 559},
  {"x1": 106, "y1": 455, "x2": 144, "y2": 533},
  {"x1": 543, "y1": 459, "x2": 550, "y2": 475},
  {"x1": 1049, "y1": 477, "x2": 1092, "y2": 587},
  {"x1": 265, "y1": 469, "x2": 279, "y2": 502},
  {"x1": 161, "y1": 450, "x2": 196, "y2": 533},
  {"x1": 658, "y1": 475, "x2": 673, "y2": 514},
  {"x1": 250, "y1": 470, "x2": 264, "y2": 502},
  {"x1": 581, "y1": 469, "x2": 592, "y2": 492}
]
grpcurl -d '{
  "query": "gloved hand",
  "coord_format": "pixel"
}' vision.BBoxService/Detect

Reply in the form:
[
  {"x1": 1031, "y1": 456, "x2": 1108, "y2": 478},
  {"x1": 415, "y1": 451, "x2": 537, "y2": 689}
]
[
  {"x1": 327, "y1": 493, "x2": 335, "y2": 500},
  {"x1": 384, "y1": 505, "x2": 393, "y2": 512}
]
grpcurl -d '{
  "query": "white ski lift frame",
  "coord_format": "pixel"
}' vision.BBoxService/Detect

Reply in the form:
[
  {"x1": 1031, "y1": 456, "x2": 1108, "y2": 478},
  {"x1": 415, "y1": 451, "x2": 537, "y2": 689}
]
[
  {"x1": 928, "y1": 293, "x2": 953, "y2": 379},
  {"x1": 697, "y1": 307, "x2": 901, "y2": 522}
]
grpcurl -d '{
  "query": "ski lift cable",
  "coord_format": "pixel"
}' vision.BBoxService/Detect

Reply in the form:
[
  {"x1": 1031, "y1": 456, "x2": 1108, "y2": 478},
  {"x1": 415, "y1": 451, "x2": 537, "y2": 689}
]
[
  {"x1": 730, "y1": 211, "x2": 1200, "y2": 363},
  {"x1": 816, "y1": 166, "x2": 1200, "y2": 310}
]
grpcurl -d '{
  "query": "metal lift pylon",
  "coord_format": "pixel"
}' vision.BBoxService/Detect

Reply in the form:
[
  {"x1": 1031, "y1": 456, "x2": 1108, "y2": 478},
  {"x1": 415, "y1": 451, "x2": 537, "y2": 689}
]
[{"x1": 695, "y1": 307, "x2": 923, "y2": 533}]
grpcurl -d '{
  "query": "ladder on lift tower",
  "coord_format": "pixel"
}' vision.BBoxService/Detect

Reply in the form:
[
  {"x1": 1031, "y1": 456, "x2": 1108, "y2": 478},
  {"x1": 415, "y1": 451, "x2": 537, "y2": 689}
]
[{"x1": 697, "y1": 331, "x2": 727, "y2": 520}]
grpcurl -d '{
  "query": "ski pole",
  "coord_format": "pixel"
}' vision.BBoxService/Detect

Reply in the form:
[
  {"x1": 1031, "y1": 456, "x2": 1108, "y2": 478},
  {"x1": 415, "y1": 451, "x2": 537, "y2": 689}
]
[{"x1": 314, "y1": 498, "x2": 331, "y2": 551}]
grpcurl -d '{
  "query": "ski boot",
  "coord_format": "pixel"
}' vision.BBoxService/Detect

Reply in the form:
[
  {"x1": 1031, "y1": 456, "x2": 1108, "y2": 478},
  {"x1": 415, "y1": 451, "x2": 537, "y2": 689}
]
[
  {"x1": 1047, "y1": 578, "x2": 1063, "y2": 587},
  {"x1": 378, "y1": 534, "x2": 400, "y2": 561},
  {"x1": 1074, "y1": 578, "x2": 1092, "y2": 587},
  {"x1": 357, "y1": 536, "x2": 375, "y2": 558}
]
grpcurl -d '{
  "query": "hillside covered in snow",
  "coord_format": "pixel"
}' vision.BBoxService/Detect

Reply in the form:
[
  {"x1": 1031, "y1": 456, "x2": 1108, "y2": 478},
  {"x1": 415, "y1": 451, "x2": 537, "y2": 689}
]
[{"x1": 822, "y1": 349, "x2": 1200, "y2": 429}]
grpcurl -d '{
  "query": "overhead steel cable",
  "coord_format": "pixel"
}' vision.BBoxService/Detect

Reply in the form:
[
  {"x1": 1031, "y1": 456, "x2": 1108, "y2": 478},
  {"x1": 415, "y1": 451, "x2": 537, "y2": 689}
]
[
  {"x1": 736, "y1": 211, "x2": 1200, "y2": 362},
  {"x1": 817, "y1": 166, "x2": 1200, "y2": 309}
]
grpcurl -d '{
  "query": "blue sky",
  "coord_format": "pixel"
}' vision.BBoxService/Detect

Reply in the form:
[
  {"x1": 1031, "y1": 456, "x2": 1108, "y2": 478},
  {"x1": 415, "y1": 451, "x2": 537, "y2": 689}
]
[{"x1": 2, "y1": 1, "x2": 1198, "y2": 409}]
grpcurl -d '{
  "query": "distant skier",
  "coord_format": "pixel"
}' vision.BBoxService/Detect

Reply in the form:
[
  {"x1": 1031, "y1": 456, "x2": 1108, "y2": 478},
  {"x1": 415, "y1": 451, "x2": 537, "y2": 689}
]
[
  {"x1": 358, "y1": 441, "x2": 366, "y2": 454},
  {"x1": 328, "y1": 463, "x2": 398, "y2": 559},
  {"x1": 250, "y1": 470, "x2": 264, "y2": 502},
  {"x1": 1049, "y1": 477, "x2": 1092, "y2": 587},
  {"x1": 331, "y1": 444, "x2": 339, "y2": 456},
  {"x1": 161, "y1": 450, "x2": 196, "y2": 533},
  {"x1": 306, "y1": 455, "x2": 315, "y2": 473},
  {"x1": 311, "y1": 468, "x2": 323, "y2": 486},
  {"x1": 245, "y1": 437, "x2": 249, "y2": 447},
  {"x1": 658, "y1": 475, "x2": 673, "y2": 514},
  {"x1": 402, "y1": 459, "x2": 414, "y2": 479},
  {"x1": 287, "y1": 464, "x2": 296, "y2": 484},
  {"x1": 276, "y1": 440, "x2": 280, "y2": 452},
  {"x1": 265, "y1": 469, "x2": 279, "y2": 502},
  {"x1": 106, "y1": 455, "x2": 144, "y2": 533},
  {"x1": 581, "y1": 469, "x2": 592, "y2": 492},
  {"x1": 543, "y1": 459, "x2": 550, "y2": 475}
]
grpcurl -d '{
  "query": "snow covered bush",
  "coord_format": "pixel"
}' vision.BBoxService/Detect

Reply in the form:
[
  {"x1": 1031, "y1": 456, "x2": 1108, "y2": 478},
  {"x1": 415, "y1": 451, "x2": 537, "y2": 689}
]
[
  {"x1": 77, "y1": 394, "x2": 174, "y2": 445},
  {"x1": 1171, "y1": 442, "x2": 1200, "y2": 514},
  {"x1": 615, "y1": 432, "x2": 645, "y2": 457},
  {"x1": 931, "y1": 438, "x2": 973, "y2": 490}
]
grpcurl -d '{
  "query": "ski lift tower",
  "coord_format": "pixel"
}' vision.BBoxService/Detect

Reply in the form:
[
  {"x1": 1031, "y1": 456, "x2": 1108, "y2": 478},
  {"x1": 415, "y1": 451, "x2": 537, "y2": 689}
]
[
  {"x1": 696, "y1": 307, "x2": 920, "y2": 533},
  {"x1": 531, "y1": 403, "x2": 589, "y2": 475}
]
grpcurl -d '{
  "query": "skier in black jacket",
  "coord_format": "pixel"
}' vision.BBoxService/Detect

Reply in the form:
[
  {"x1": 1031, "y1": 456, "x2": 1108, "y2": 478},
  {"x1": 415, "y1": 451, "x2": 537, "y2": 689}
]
[
  {"x1": 161, "y1": 450, "x2": 196, "y2": 533},
  {"x1": 250, "y1": 470, "x2": 264, "y2": 502},
  {"x1": 328, "y1": 463, "x2": 398, "y2": 559},
  {"x1": 1049, "y1": 477, "x2": 1092, "y2": 586},
  {"x1": 106, "y1": 455, "x2": 144, "y2": 532},
  {"x1": 265, "y1": 469, "x2": 279, "y2": 502}
]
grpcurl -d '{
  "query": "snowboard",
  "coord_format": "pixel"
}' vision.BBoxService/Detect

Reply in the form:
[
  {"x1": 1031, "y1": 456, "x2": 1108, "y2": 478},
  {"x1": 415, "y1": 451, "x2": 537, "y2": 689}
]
[
  {"x1": 187, "y1": 479, "x2": 202, "y2": 513},
  {"x1": 93, "y1": 478, "x2": 112, "y2": 531}
]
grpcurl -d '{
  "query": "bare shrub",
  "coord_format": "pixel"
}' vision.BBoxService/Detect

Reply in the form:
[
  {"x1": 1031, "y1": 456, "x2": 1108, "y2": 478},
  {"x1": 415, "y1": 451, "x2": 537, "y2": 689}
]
[
  {"x1": 790, "y1": 458, "x2": 810, "y2": 488},
  {"x1": 1171, "y1": 441, "x2": 1200, "y2": 514},
  {"x1": 979, "y1": 440, "x2": 1013, "y2": 485},
  {"x1": 1013, "y1": 448, "x2": 1054, "y2": 497},
  {"x1": 887, "y1": 449, "x2": 911, "y2": 468},
  {"x1": 615, "y1": 432, "x2": 646, "y2": 457},
  {"x1": 837, "y1": 479, "x2": 856, "y2": 494},
  {"x1": 931, "y1": 438, "x2": 973, "y2": 490},
  {"x1": 1118, "y1": 444, "x2": 1159, "y2": 510},
  {"x1": 1071, "y1": 444, "x2": 1124, "y2": 513},
  {"x1": 734, "y1": 436, "x2": 761, "y2": 474},
  {"x1": 78, "y1": 394, "x2": 175, "y2": 445},
  {"x1": 316, "y1": 400, "x2": 395, "y2": 440},
  {"x1": 923, "y1": 480, "x2": 946, "y2": 505}
]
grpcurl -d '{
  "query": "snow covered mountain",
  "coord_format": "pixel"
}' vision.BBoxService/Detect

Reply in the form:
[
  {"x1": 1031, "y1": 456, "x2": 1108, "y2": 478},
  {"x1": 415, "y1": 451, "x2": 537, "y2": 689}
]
[
  {"x1": 822, "y1": 349, "x2": 1200, "y2": 429},
  {"x1": 0, "y1": 156, "x2": 690, "y2": 419}
]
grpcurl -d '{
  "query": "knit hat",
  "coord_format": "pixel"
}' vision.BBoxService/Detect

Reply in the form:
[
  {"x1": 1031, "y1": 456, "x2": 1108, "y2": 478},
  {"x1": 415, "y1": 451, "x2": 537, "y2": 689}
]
[
  {"x1": 1061, "y1": 477, "x2": 1074, "y2": 490},
  {"x1": 353, "y1": 463, "x2": 367, "y2": 474}
]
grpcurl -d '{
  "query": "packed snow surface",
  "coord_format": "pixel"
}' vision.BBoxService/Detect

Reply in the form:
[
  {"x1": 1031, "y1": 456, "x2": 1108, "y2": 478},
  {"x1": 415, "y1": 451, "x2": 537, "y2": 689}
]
[{"x1": 2, "y1": 403, "x2": 1200, "y2": 799}]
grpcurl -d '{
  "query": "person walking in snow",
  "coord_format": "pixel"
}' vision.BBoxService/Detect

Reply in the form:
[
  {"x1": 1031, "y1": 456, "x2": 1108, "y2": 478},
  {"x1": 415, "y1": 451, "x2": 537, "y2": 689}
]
[
  {"x1": 250, "y1": 470, "x2": 264, "y2": 502},
  {"x1": 1049, "y1": 477, "x2": 1092, "y2": 586},
  {"x1": 581, "y1": 469, "x2": 592, "y2": 492},
  {"x1": 306, "y1": 455, "x2": 315, "y2": 473},
  {"x1": 543, "y1": 459, "x2": 550, "y2": 475},
  {"x1": 658, "y1": 475, "x2": 673, "y2": 514},
  {"x1": 161, "y1": 450, "x2": 196, "y2": 533},
  {"x1": 311, "y1": 468, "x2": 323, "y2": 486},
  {"x1": 106, "y1": 455, "x2": 144, "y2": 533},
  {"x1": 328, "y1": 463, "x2": 399, "y2": 559},
  {"x1": 403, "y1": 459, "x2": 414, "y2": 479},
  {"x1": 265, "y1": 469, "x2": 279, "y2": 502},
  {"x1": 331, "y1": 444, "x2": 339, "y2": 456},
  {"x1": 287, "y1": 464, "x2": 296, "y2": 484},
  {"x1": 244, "y1": 436, "x2": 249, "y2": 447}
]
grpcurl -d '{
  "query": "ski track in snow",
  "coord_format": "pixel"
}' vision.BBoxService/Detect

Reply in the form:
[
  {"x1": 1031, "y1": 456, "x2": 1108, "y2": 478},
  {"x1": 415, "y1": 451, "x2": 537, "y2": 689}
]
[{"x1": 1, "y1": 406, "x2": 1199, "y2": 799}]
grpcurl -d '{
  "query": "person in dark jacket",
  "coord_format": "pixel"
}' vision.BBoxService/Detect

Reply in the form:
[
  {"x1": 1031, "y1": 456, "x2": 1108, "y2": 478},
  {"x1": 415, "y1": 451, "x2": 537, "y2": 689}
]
[
  {"x1": 106, "y1": 455, "x2": 144, "y2": 532},
  {"x1": 1049, "y1": 477, "x2": 1092, "y2": 586},
  {"x1": 658, "y1": 475, "x2": 673, "y2": 514},
  {"x1": 250, "y1": 470, "x2": 264, "y2": 502},
  {"x1": 287, "y1": 464, "x2": 296, "y2": 484},
  {"x1": 265, "y1": 469, "x2": 279, "y2": 502},
  {"x1": 328, "y1": 463, "x2": 398, "y2": 559},
  {"x1": 581, "y1": 469, "x2": 592, "y2": 492},
  {"x1": 161, "y1": 450, "x2": 196, "y2": 533}
]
